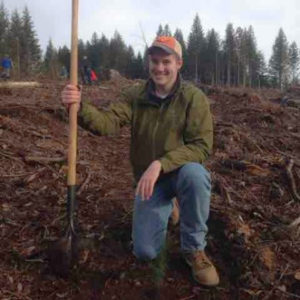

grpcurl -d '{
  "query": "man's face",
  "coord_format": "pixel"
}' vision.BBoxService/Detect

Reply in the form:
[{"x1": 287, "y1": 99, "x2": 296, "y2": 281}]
[{"x1": 149, "y1": 49, "x2": 182, "y2": 89}]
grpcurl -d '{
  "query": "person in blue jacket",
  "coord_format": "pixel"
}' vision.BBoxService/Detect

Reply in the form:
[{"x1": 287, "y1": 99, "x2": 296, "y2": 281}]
[{"x1": 1, "y1": 55, "x2": 13, "y2": 79}]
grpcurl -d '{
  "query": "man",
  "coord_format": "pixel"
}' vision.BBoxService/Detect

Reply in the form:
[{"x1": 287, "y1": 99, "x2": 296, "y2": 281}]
[
  {"x1": 62, "y1": 36, "x2": 219, "y2": 286},
  {"x1": 1, "y1": 55, "x2": 13, "y2": 79}
]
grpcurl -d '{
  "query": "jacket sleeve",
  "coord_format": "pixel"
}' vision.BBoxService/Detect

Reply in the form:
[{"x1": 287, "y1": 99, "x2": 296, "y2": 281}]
[
  {"x1": 78, "y1": 91, "x2": 133, "y2": 135},
  {"x1": 159, "y1": 91, "x2": 213, "y2": 173}
]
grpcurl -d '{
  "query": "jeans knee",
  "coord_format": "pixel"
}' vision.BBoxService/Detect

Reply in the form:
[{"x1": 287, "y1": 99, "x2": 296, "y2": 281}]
[
  {"x1": 133, "y1": 244, "x2": 158, "y2": 261},
  {"x1": 178, "y1": 163, "x2": 211, "y2": 187}
]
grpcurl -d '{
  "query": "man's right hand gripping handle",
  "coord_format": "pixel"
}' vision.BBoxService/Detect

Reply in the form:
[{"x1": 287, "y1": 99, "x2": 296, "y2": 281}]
[{"x1": 61, "y1": 84, "x2": 82, "y2": 112}]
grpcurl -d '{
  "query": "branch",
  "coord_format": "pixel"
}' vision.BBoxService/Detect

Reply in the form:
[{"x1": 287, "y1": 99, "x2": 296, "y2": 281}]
[
  {"x1": 286, "y1": 159, "x2": 300, "y2": 201},
  {"x1": 24, "y1": 156, "x2": 66, "y2": 164}
]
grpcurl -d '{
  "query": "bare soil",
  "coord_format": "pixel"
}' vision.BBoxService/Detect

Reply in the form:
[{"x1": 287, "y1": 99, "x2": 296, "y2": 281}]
[{"x1": 0, "y1": 79, "x2": 299, "y2": 300}]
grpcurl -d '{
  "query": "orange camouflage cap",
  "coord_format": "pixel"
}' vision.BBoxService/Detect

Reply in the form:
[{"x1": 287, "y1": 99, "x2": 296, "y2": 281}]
[{"x1": 148, "y1": 36, "x2": 182, "y2": 60}]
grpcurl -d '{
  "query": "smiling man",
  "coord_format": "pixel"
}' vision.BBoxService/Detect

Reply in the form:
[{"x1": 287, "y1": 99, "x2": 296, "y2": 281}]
[{"x1": 62, "y1": 36, "x2": 219, "y2": 286}]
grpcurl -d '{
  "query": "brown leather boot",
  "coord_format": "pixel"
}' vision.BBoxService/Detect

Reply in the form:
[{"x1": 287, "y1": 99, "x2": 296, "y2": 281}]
[
  {"x1": 170, "y1": 197, "x2": 180, "y2": 225},
  {"x1": 184, "y1": 250, "x2": 220, "y2": 286}
]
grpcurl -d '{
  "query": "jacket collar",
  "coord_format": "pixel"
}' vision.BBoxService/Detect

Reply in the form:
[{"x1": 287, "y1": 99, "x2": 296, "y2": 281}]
[{"x1": 146, "y1": 74, "x2": 182, "y2": 102}]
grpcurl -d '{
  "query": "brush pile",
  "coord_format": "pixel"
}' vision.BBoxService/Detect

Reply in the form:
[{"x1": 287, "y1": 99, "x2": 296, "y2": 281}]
[{"x1": 0, "y1": 78, "x2": 299, "y2": 299}]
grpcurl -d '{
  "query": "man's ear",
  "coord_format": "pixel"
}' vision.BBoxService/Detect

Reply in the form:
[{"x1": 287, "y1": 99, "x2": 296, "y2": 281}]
[{"x1": 177, "y1": 59, "x2": 183, "y2": 69}]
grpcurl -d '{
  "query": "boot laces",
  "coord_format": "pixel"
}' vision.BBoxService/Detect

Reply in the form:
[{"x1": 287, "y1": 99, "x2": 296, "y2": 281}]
[{"x1": 193, "y1": 251, "x2": 212, "y2": 269}]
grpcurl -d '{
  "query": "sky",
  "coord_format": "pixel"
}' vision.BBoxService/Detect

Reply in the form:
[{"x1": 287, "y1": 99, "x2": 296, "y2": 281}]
[{"x1": 2, "y1": 0, "x2": 300, "y2": 61}]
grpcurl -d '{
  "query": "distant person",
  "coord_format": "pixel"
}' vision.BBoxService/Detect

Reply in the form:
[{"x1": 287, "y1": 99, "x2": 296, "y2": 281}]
[
  {"x1": 80, "y1": 56, "x2": 91, "y2": 85},
  {"x1": 62, "y1": 36, "x2": 219, "y2": 286},
  {"x1": 1, "y1": 55, "x2": 13, "y2": 79},
  {"x1": 60, "y1": 65, "x2": 68, "y2": 79},
  {"x1": 90, "y1": 69, "x2": 98, "y2": 84},
  {"x1": 280, "y1": 95, "x2": 289, "y2": 107}
]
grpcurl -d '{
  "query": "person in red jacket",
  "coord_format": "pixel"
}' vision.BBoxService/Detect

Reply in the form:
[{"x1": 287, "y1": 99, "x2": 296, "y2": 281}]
[{"x1": 90, "y1": 69, "x2": 98, "y2": 84}]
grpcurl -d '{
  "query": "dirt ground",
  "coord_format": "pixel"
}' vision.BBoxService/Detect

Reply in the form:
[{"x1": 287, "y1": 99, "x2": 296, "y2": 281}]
[{"x1": 0, "y1": 78, "x2": 299, "y2": 300}]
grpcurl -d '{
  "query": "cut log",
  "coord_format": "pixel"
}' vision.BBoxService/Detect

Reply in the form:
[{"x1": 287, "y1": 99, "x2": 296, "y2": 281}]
[
  {"x1": 0, "y1": 81, "x2": 40, "y2": 88},
  {"x1": 24, "y1": 156, "x2": 66, "y2": 164}
]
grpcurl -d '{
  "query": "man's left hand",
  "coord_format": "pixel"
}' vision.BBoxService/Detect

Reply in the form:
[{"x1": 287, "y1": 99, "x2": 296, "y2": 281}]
[{"x1": 135, "y1": 160, "x2": 162, "y2": 201}]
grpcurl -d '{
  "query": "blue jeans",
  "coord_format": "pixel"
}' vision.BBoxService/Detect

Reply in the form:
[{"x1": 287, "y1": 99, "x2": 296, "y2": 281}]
[{"x1": 132, "y1": 162, "x2": 211, "y2": 260}]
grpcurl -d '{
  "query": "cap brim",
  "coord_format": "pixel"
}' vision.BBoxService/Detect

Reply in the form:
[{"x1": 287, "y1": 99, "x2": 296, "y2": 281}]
[{"x1": 148, "y1": 44, "x2": 174, "y2": 55}]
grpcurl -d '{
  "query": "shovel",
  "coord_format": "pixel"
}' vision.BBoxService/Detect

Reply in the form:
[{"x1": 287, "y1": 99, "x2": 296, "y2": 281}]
[{"x1": 48, "y1": 0, "x2": 80, "y2": 277}]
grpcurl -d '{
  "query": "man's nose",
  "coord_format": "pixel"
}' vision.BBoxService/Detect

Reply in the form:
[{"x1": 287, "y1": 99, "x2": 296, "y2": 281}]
[{"x1": 155, "y1": 62, "x2": 164, "y2": 71}]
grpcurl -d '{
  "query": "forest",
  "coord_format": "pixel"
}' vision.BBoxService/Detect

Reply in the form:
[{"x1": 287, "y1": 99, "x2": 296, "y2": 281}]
[{"x1": 0, "y1": 2, "x2": 299, "y2": 89}]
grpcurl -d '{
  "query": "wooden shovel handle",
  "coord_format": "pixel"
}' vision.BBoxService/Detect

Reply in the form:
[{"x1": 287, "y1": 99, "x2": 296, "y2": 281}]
[{"x1": 68, "y1": 0, "x2": 79, "y2": 186}]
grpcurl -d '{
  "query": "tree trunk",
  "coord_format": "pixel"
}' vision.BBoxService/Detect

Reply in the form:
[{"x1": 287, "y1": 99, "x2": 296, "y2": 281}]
[
  {"x1": 227, "y1": 58, "x2": 231, "y2": 86},
  {"x1": 215, "y1": 51, "x2": 218, "y2": 86},
  {"x1": 195, "y1": 55, "x2": 198, "y2": 83}
]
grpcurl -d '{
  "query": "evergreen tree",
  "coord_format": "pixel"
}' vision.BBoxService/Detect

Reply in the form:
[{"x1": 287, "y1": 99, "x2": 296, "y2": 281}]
[
  {"x1": 163, "y1": 24, "x2": 172, "y2": 36},
  {"x1": 98, "y1": 34, "x2": 110, "y2": 69},
  {"x1": 269, "y1": 28, "x2": 289, "y2": 89},
  {"x1": 57, "y1": 45, "x2": 70, "y2": 73},
  {"x1": 255, "y1": 50, "x2": 267, "y2": 87},
  {"x1": 0, "y1": 2, "x2": 9, "y2": 57},
  {"x1": 142, "y1": 46, "x2": 149, "y2": 76},
  {"x1": 125, "y1": 45, "x2": 135, "y2": 78},
  {"x1": 224, "y1": 23, "x2": 236, "y2": 86},
  {"x1": 134, "y1": 51, "x2": 146, "y2": 78},
  {"x1": 156, "y1": 24, "x2": 172, "y2": 37},
  {"x1": 245, "y1": 26, "x2": 258, "y2": 87},
  {"x1": 7, "y1": 9, "x2": 22, "y2": 77},
  {"x1": 87, "y1": 32, "x2": 101, "y2": 71},
  {"x1": 173, "y1": 28, "x2": 188, "y2": 75},
  {"x1": 109, "y1": 31, "x2": 128, "y2": 74},
  {"x1": 44, "y1": 39, "x2": 56, "y2": 68},
  {"x1": 205, "y1": 29, "x2": 220, "y2": 85},
  {"x1": 78, "y1": 39, "x2": 86, "y2": 59},
  {"x1": 156, "y1": 24, "x2": 163, "y2": 36},
  {"x1": 235, "y1": 27, "x2": 249, "y2": 86},
  {"x1": 43, "y1": 39, "x2": 59, "y2": 78},
  {"x1": 187, "y1": 14, "x2": 205, "y2": 82},
  {"x1": 288, "y1": 41, "x2": 299, "y2": 84},
  {"x1": 173, "y1": 28, "x2": 186, "y2": 52},
  {"x1": 20, "y1": 6, "x2": 41, "y2": 74}
]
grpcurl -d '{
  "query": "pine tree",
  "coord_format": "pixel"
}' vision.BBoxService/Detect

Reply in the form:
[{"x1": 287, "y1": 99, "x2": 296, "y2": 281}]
[
  {"x1": 163, "y1": 24, "x2": 172, "y2": 36},
  {"x1": 269, "y1": 28, "x2": 289, "y2": 89},
  {"x1": 98, "y1": 34, "x2": 110, "y2": 69},
  {"x1": 156, "y1": 24, "x2": 172, "y2": 37},
  {"x1": 156, "y1": 24, "x2": 164, "y2": 36},
  {"x1": 142, "y1": 46, "x2": 149, "y2": 76},
  {"x1": 173, "y1": 29, "x2": 186, "y2": 52},
  {"x1": 87, "y1": 32, "x2": 101, "y2": 71},
  {"x1": 125, "y1": 45, "x2": 135, "y2": 78},
  {"x1": 134, "y1": 52, "x2": 145, "y2": 78},
  {"x1": 20, "y1": 6, "x2": 41, "y2": 75},
  {"x1": 245, "y1": 26, "x2": 258, "y2": 87},
  {"x1": 78, "y1": 39, "x2": 86, "y2": 69},
  {"x1": 235, "y1": 27, "x2": 248, "y2": 86},
  {"x1": 173, "y1": 28, "x2": 188, "y2": 75},
  {"x1": 255, "y1": 51, "x2": 267, "y2": 88},
  {"x1": 224, "y1": 23, "x2": 236, "y2": 86},
  {"x1": 109, "y1": 31, "x2": 128, "y2": 74},
  {"x1": 43, "y1": 39, "x2": 59, "y2": 78},
  {"x1": 205, "y1": 29, "x2": 220, "y2": 85},
  {"x1": 0, "y1": 2, "x2": 9, "y2": 57},
  {"x1": 187, "y1": 14, "x2": 205, "y2": 82},
  {"x1": 57, "y1": 45, "x2": 70, "y2": 73},
  {"x1": 288, "y1": 41, "x2": 299, "y2": 84},
  {"x1": 7, "y1": 9, "x2": 22, "y2": 77}
]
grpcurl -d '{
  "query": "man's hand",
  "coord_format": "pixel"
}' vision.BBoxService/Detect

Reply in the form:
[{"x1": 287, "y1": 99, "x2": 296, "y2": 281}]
[
  {"x1": 135, "y1": 160, "x2": 162, "y2": 201},
  {"x1": 61, "y1": 84, "x2": 81, "y2": 112}
]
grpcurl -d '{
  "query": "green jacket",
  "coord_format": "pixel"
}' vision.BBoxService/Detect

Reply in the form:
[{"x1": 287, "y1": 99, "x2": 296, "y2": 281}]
[{"x1": 79, "y1": 78, "x2": 213, "y2": 181}]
